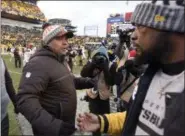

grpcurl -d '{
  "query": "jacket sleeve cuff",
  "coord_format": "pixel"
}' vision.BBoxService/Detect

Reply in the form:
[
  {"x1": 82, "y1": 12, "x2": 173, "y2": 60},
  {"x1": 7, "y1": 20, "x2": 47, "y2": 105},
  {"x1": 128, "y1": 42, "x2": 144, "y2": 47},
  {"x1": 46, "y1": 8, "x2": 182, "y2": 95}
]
[{"x1": 98, "y1": 115, "x2": 109, "y2": 133}]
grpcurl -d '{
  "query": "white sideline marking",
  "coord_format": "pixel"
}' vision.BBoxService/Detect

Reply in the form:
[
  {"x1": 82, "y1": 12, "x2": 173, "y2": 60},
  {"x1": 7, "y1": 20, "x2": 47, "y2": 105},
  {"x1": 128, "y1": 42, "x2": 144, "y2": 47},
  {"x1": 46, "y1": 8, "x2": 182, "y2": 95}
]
[{"x1": 9, "y1": 71, "x2": 22, "y2": 75}]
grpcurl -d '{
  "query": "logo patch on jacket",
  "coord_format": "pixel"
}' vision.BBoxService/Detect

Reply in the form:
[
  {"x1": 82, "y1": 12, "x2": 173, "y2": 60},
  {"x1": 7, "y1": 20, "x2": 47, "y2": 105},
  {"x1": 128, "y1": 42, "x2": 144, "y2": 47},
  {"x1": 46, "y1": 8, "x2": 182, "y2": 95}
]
[{"x1": 25, "y1": 72, "x2": 31, "y2": 78}]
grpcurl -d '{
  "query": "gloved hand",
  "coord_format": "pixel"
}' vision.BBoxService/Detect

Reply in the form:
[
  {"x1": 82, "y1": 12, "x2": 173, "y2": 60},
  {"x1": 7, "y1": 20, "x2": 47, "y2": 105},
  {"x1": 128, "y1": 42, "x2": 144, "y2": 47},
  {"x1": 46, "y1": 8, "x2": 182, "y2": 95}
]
[
  {"x1": 124, "y1": 59, "x2": 144, "y2": 78},
  {"x1": 87, "y1": 77, "x2": 96, "y2": 88},
  {"x1": 128, "y1": 66, "x2": 144, "y2": 78},
  {"x1": 60, "y1": 121, "x2": 76, "y2": 136},
  {"x1": 114, "y1": 65, "x2": 125, "y2": 85},
  {"x1": 80, "y1": 61, "x2": 97, "y2": 78}
]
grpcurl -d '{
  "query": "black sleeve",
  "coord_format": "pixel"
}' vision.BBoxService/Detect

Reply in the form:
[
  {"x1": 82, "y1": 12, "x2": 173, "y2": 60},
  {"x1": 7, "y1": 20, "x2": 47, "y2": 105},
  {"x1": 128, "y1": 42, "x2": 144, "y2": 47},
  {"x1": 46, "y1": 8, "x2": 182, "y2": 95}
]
[
  {"x1": 164, "y1": 91, "x2": 185, "y2": 136},
  {"x1": 80, "y1": 61, "x2": 97, "y2": 78},
  {"x1": 16, "y1": 60, "x2": 63, "y2": 136},
  {"x1": 74, "y1": 76, "x2": 95, "y2": 90},
  {"x1": 4, "y1": 62, "x2": 17, "y2": 106}
]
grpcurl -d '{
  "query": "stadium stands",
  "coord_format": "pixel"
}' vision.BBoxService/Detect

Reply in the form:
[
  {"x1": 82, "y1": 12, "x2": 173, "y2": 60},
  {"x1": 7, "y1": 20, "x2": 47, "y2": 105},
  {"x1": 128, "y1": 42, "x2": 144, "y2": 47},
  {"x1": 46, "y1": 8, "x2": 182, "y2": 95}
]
[{"x1": 1, "y1": 0, "x2": 46, "y2": 22}]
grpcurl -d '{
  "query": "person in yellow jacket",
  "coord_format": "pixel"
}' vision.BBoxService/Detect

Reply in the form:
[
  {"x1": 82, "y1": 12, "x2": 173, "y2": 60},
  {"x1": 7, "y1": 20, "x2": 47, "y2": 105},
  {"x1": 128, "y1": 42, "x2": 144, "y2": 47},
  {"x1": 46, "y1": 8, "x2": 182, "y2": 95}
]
[
  {"x1": 77, "y1": 112, "x2": 126, "y2": 136},
  {"x1": 77, "y1": 0, "x2": 185, "y2": 136}
]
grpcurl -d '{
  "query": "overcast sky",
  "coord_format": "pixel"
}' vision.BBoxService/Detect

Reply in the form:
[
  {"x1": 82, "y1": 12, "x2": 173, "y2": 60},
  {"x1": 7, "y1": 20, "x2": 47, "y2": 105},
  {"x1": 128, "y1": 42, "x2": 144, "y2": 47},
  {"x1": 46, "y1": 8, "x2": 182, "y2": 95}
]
[{"x1": 37, "y1": 1, "x2": 142, "y2": 37}]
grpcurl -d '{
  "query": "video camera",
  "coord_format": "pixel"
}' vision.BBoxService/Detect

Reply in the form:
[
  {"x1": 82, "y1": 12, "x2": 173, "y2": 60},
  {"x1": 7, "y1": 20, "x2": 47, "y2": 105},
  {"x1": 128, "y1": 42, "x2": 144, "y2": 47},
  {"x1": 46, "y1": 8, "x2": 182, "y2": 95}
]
[
  {"x1": 116, "y1": 27, "x2": 135, "y2": 48},
  {"x1": 116, "y1": 27, "x2": 135, "y2": 35},
  {"x1": 91, "y1": 46, "x2": 109, "y2": 71}
]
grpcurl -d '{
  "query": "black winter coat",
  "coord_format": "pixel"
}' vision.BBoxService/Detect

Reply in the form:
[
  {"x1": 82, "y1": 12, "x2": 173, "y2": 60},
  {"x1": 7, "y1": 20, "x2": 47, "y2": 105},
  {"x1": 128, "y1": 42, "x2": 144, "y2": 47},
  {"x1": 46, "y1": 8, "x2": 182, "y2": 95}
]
[{"x1": 16, "y1": 47, "x2": 94, "y2": 136}]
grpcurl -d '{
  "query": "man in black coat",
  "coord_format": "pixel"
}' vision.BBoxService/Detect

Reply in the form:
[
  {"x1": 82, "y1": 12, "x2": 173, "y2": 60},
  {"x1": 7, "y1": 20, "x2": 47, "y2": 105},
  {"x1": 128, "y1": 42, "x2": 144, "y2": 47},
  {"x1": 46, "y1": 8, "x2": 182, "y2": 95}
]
[{"x1": 16, "y1": 24, "x2": 95, "y2": 136}]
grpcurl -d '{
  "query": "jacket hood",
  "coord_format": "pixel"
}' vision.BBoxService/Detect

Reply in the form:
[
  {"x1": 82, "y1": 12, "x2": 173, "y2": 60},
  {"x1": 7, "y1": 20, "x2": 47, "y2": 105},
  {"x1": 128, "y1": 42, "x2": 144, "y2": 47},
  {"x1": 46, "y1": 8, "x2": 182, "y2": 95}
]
[{"x1": 91, "y1": 46, "x2": 109, "y2": 61}]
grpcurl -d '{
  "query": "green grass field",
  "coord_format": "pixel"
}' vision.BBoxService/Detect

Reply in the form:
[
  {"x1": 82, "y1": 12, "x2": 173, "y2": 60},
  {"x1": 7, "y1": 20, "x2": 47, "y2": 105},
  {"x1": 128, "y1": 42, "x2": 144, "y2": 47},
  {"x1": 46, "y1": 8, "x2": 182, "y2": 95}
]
[
  {"x1": 2, "y1": 54, "x2": 86, "y2": 135},
  {"x1": 2, "y1": 55, "x2": 22, "y2": 135}
]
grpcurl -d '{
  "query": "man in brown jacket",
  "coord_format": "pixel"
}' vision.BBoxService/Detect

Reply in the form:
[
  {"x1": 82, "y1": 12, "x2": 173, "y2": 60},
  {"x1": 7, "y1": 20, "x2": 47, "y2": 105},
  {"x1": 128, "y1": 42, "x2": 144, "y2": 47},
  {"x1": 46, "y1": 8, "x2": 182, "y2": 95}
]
[{"x1": 16, "y1": 23, "x2": 95, "y2": 136}]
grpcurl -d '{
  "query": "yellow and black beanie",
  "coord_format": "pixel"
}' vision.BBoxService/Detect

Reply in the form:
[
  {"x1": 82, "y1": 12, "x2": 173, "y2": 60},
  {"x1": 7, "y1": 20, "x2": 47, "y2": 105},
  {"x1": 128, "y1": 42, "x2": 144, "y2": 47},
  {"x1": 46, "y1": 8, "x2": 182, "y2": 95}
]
[{"x1": 131, "y1": 0, "x2": 184, "y2": 33}]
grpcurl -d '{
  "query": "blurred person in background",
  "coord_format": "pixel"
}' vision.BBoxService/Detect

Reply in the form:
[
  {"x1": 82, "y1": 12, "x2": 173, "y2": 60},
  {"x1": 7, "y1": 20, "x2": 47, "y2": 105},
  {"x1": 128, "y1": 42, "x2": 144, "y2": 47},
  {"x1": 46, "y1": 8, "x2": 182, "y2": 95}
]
[
  {"x1": 87, "y1": 46, "x2": 92, "y2": 60},
  {"x1": 23, "y1": 48, "x2": 32, "y2": 67},
  {"x1": 14, "y1": 47, "x2": 21, "y2": 68},
  {"x1": 77, "y1": 45, "x2": 83, "y2": 66},
  {"x1": 66, "y1": 45, "x2": 76, "y2": 72},
  {"x1": 82, "y1": 46, "x2": 86, "y2": 59},
  {"x1": 9, "y1": 46, "x2": 15, "y2": 62}
]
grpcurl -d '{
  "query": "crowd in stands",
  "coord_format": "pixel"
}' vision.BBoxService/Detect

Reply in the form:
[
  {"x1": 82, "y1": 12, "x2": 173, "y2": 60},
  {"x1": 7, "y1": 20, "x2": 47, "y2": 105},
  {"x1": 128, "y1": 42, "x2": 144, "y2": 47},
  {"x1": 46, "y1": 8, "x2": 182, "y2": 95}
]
[
  {"x1": 1, "y1": 24, "x2": 114, "y2": 50},
  {"x1": 1, "y1": 25, "x2": 42, "y2": 48},
  {"x1": 1, "y1": 0, "x2": 46, "y2": 22},
  {"x1": 68, "y1": 36, "x2": 114, "y2": 46}
]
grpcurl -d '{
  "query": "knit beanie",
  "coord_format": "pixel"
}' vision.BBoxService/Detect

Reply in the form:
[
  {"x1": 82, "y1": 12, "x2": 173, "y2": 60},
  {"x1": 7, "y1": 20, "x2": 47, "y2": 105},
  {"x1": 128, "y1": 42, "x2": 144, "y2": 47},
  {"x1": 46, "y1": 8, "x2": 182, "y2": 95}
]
[
  {"x1": 42, "y1": 24, "x2": 73, "y2": 45},
  {"x1": 131, "y1": 0, "x2": 184, "y2": 33}
]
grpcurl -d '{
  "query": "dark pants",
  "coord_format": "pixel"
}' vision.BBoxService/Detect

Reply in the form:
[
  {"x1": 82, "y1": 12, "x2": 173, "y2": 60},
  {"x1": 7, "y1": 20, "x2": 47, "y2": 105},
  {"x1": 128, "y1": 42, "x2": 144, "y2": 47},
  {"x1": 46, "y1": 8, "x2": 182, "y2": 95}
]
[
  {"x1": 1, "y1": 114, "x2": 9, "y2": 136},
  {"x1": 15, "y1": 57, "x2": 21, "y2": 68},
  {"x1": 89, "y1": 95, "x2": 110, "y2": 136},
  {"x1": 87, "y1": 52, "x2": 91, "y2": 60},
  {"x1": 79, "y1": 55, "x2": 83, "y2": 66}
]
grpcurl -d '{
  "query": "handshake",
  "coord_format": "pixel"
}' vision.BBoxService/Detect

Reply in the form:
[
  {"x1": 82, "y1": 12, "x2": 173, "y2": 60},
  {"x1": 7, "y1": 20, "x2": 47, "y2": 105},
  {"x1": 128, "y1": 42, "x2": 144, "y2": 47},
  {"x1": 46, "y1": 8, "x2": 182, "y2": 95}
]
[
  {"x1": 59, "y1": 113, "x2": 101, "y2": 135},
  {"x1": 77, "y1": 112, "x2": 101, "y2": 133}
]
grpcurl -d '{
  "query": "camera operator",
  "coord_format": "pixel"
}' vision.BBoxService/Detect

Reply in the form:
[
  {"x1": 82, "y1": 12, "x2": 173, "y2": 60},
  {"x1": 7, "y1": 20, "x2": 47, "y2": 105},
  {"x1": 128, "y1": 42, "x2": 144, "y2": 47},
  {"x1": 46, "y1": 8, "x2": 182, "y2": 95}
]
[
  {"x1": 80, "y1": 46, "x2": 111, "y2": 136},
  {"x1": 108, "y1": 27, "x2": 146, "y2": 112}
]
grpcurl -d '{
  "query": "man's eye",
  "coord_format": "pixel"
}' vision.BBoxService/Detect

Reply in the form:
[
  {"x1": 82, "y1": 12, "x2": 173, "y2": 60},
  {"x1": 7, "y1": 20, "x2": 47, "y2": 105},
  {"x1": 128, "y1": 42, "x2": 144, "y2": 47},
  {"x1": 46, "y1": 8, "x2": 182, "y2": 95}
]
[{"x1": 137, "y1": 25, "x2": 144, "y2": 29}]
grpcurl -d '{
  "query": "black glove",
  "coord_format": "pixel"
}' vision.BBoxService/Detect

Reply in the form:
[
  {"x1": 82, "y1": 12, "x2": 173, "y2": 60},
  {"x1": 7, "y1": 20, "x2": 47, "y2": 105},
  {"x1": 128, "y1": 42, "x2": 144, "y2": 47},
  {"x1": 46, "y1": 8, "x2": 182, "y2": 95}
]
[
  {"x1": 87, "y1": 78, "x2": 96, "y2": 88},
  {"x1": 60, "y1": 121, "x2": 76, "y2": 136},
  {"x1": 127, "y1": 67, "x2": 143, "y2": 77},
  {"x1": 80, "y1": 61, "x2": 97, "y2": 78},
  {"x1": 114, "y1": 66, "x2": 126, "y2": 85}
]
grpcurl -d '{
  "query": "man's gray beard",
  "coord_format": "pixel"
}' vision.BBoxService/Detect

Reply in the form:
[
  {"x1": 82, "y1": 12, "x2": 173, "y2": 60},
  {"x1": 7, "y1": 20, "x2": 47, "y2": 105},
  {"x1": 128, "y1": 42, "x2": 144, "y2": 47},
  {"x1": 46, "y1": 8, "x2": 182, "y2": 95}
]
[{"x1": 60, "y1": 50, "x2": 67, "y2": 55}]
